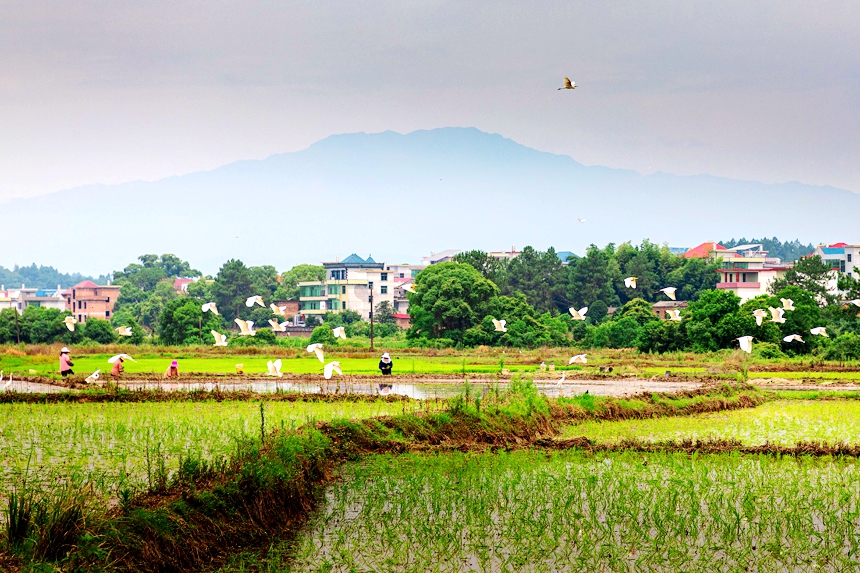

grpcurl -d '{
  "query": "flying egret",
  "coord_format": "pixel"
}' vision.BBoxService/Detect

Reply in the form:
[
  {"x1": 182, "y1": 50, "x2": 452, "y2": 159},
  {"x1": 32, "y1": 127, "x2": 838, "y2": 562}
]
[
  {"x1": 270, "y1": 303, "x2": 287, "y2": 317},
  {"x1": 268, "y1": 319, "x2": 288, "y2": 332},
  {"x1": 783, "y1": 334, "x2": 804, "y2": 343},
  {"x1": 324, "y1": 361, "x2": 343, "y2": 380},
  {"x1": 810, "y1": 327, "x2": 828, "y2": 337},
  {"x1": 63, "y1": 316, "x2": 76, "y2": 332},
  {"x1": 780, "y1": 298, "x2": 795, "y2": 311},
  {"x1": 307, "y1": 343, "x2": 325, "y2": 363},
  {"x1": 115, "y1": 326, "x2": 133, "y2": 337},
  {"x1": 569, "y1": 354, "x2": 587, "y2": 364},
  {"x1": 752, "y1": 309, "x2": 767, "y2": 326},
  {"x1": 667, "y1": 309, "x2": 682, "y2": 321},
  {"x1": 266, "y1": 359, "x2": 283, "y2": 377},
  {"x1": 769, "y1": 307, "x2": 786, "y2": 324},
  {"x1": 108, "y1": 353, "x2": 136, "y2": 364},
  {"x1": 403, "y1": 283, "x2": 417, "y2": 294},
  {"x1": 624, "y1": 277, "x2": 638, "y2": 289},
  {"x1": 556, "y1": 371, "x2": 566, "y2": 386},
  {"x1": 211, "y1": 330, "x2": 228, "y2": 347},
  {"x1": 85, "y1": 370, "x2": 101, "y2": 384},
  {"x1": 235, "y1": 319, "x2": 256, "y2": 336},
  {"x1": 245, "y1": 295, "x2": 265, "y2": 308},
  {"x1": 569, "y1": 307, "x2": 588, "y2": 320},
  {"x1": 333, "y1": 326, "x2": 347, "y2": 339},
  {"x1": 202, "y1": 302, "x2": 219, "y2": 315},
  {"x1": 737, "y1": 336, "x2": 753, "y2": 354},
  {"x1": 558, "y1": 77, "x2": 577, "y2": 90},
  {"x1": 492, "y1": 319, "x2": 507, "y2": 332},
  {"x1": 847, "y1": 299, "x2": 860, "y2": 307},
  {"x1": 577, "y1": 218, "x2": 586, "y2": 223},
  {"x1": 658, "y1": 287, "x2": 677, "y2": 300}
]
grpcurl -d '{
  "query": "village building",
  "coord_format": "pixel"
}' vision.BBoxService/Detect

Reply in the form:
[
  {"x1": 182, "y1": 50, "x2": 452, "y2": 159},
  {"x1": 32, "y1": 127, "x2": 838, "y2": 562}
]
[{"x1": 64, "y1": 280, "x2": 121, "y2": 324}]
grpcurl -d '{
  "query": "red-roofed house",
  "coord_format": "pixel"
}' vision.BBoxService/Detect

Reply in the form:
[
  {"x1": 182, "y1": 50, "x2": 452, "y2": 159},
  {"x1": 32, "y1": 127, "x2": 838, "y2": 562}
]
[
  {"x1": 173, "y1": 278, "x2": 195, "y2": 293},
  {"x1": 392, "y1": 313, "x2": 412, "y2": 329},
  {"x1": 682, "y1": 242, "x2": 727, "y2": 259},
  {"x1": 65, "y1": 280, "x2": 121, "y2": 324}
]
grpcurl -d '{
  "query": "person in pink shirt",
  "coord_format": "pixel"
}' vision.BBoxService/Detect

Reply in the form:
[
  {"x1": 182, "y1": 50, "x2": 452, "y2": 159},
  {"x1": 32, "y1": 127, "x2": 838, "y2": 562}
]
[{"x1": 59, "y1": 347, "x2": 74, "y2": 377}]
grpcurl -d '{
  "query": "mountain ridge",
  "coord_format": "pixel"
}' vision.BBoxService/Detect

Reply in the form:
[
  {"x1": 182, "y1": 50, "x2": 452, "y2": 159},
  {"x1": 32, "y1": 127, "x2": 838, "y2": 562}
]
[{"x1": 1, "y1": 127, "x2": 856, "y2": 275}]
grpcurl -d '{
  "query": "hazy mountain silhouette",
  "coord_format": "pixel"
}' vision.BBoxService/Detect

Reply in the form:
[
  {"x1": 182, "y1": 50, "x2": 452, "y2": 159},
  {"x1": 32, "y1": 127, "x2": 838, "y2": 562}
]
[{"x1": 2, "y1": 127, "x2": 857, "y2": 275}]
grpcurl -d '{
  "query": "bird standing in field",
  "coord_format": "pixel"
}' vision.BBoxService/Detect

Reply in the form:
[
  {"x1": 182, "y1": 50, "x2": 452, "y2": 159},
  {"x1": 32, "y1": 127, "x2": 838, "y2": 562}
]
[
  {"x1": 737, "y1": 336, "x2": 753, "y2": 354},
  {"x1": 810, "y1": 327, "x2": 828, "y2": 337},
  {"x1": 202, "y1": 302, "x2": 219, "y2": 315},
  {"x1": 324, "y1": 361, "x2": 343, "y2": 380},
  {"x1": 492, "y1": 319, "x2": 507, "y2": 333},
  {"x1": 780, "y1": 298, "x2": 795, "y2": 311},
  {"x1": 558, "y1": 77, "x2": 577, "y2": 90},
  {"x1": 211, "y1": 330, "x2": 228, "y2": 346},
  {"x1": 556, "y1": 371, "x2": 566, "y2": 386},
  {"x1": 752, "y1": 309, "x2": 767, "y2": 326},
  {"x1": 115, "y1": 326, "x2": 132, "y2": 337},
  {"x1": 769, "y1": 307, "x2": 786, "y2": 324},
  {"x1": 657, "y1": 287, "x2": 677, "y2": 300},
  {"x1": 667, "y1": 309, "x2": 682, "y2": 321},
  {"x1": 63, "y1": 316, "x2": 76, "y2": 332},
  {"x1": 307, "y1": 343, "x2": 325, "y2": 363},
  {"x1": 3, "y1": 373, "x2": 11, "y2": 391},
  {"x1": 783, "y1": 334, "x2": 804, "y2": 343},
  {"x1": 569, "y1": 354, "x2": 587, "y2": 364},
  {"x1": 266, "y1": 359, "x2": 283, "y2": 377},
  {"x1": 569, "y1": 307, "x2": 588, "y2": 320},
  {"x1": 235, "y1": 319, "x2": 256, "y2": 336},
  {"x1": 245, "y1": 295, "x2": 265, "y2": 308},
  {"x1": 332, "y1": 326, "x2": 347, "y2": 339},
  {"x1": 624, "y1": 277, "x2": 638, "y2": 289}
]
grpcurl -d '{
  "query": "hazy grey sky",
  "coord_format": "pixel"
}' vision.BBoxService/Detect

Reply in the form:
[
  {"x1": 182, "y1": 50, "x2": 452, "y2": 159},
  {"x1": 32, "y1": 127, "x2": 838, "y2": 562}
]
[{"x1": 1, "y1": 1, "x2": 858, "y2": 202}]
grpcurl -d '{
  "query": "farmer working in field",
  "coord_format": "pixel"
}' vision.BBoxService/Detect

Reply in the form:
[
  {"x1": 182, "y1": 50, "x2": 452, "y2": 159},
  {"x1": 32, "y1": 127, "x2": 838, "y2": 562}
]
[
  {"x1": 378, "y1": 352, "x2": 393, "y2": 376},
  {"x1": 59, "y1": 347, "x2": 74, "y2": 377},
  {"x1": 110, "y1": 356, "x2": 125, "y2": 377},
  {"x1": 163, "y1": 360, "x2": 180, "y2": 379}
]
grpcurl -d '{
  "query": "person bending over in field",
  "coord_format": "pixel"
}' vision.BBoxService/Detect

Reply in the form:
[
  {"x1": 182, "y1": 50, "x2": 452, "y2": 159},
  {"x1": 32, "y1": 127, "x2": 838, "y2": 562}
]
[
  {"x1": 378, "y1": 352, "x2": 393, "y2": 376},
  {"x1": 110, "y1": 356, "x2": 125, "y2": 377},
  {"x1": 163, "y1": 360, "x2": 180, "y2": 379},
  {"x1": 59, "y1": 347, "x2": 74, "y2": 377}
]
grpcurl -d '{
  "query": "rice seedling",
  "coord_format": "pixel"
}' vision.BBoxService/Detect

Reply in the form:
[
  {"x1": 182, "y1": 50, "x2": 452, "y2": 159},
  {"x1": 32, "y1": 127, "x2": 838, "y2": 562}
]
[
  {"x1": 562, "y1": 399, "x2": 860, "y2": 445},
  {"x1": 224, "y1": 450, "x2": 860, "y2": 572},
  {"x1": 0, "y1": 399, "x2": 422, "y2": 499}
]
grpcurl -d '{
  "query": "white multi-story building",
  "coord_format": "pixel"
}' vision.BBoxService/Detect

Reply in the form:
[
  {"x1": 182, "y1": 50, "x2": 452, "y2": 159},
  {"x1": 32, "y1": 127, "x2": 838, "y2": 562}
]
[
  {"x1": 812, "y1": 243, "x2": 860, "y2": 279},
  {"x1": 713, "y1": 245, "x2": 793, "y2": 303},
  {"x1": 298, "y1": 254, "x2": 405, "y2": 320},
  {"x1": 0, "y1": 285, "x2": 67, "y2": 314}
]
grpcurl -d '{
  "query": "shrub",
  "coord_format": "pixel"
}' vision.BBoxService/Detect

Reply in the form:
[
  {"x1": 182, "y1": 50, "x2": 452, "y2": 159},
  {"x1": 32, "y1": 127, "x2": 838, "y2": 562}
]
[
  {"x1": 309, "y1": 326, "x2": 335, "y2": 345},
  {"x1": 823, "y1": 333, "x2": 860, "y2": 362},
  {"x1": 752, "y1": 341, "x2": 786, "y2": 359}
]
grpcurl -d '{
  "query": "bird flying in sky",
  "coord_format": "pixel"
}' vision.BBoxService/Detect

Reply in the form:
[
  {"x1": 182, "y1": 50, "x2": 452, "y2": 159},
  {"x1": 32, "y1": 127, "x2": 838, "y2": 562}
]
[
  {"x1": 558, "y1": 77, "x2": 577, "y2": 90},
  {"x1": 235, "y1": 319, "x2": 256, "y2": 336}
]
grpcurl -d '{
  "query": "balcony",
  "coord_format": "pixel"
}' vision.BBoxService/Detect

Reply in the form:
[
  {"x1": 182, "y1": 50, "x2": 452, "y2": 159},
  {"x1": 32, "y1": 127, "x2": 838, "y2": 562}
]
[{"x1": 716, "y1": 282, "x2": 761, "y2": 289}]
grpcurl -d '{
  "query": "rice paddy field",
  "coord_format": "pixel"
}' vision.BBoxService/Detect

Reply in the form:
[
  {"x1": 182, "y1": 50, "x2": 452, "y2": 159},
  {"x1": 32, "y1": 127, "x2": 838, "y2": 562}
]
[
  {"x1": 0, "y1": 399, "x2": 424, "y2": 498},
  {"x1": 220, "y1": 450, "x2": 860, "y2": 572}
]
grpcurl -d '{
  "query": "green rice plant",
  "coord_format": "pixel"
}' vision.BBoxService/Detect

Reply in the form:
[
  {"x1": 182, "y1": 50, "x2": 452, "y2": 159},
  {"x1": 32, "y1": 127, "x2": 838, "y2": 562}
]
[{"x1": 4, "y1": 488, "x2": 33, "y2": 550}]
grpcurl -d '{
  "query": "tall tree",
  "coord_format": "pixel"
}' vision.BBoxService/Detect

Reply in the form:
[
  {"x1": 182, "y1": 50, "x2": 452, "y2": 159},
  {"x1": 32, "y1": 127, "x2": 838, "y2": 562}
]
[
  {"x1": 564, "y1": 244, "x2": 621, "y2": 309},
  {"x1": 211, "y1": 259, "x2": 255, "y2": 322},
  {"x1": 279, "y1": 264, "x2": 326, "y2": 299},
  {"x1": 504, "y1": 246, "x2": 564, "y2": 314},
  {"x1": 769, "y1": 255, "x2": 838, "y2": 306}
]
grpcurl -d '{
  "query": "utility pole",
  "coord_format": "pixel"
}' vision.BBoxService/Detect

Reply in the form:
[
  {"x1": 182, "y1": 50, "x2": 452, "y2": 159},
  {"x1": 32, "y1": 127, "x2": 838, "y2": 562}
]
[
  {"x1": 14, "y1": 308, "x2": 20, "y2": 344},
  {"x1": 368, "y1": 282, "x2": 375, "y2": 352}
]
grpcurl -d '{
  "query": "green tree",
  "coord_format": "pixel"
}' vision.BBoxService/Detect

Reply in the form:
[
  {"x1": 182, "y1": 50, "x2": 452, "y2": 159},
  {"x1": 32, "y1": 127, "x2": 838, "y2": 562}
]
[
  {"x1": 503, "y1": 246, "x2": 565, "y2": 314},
  {"x1": 374, "y1": 301, "x2": 397, "y2": 325},
  {"x1": 211, "y1": 260, "x2": 255, "y2": 321},
  {"x1": 685, "y1": 289, "x2": 755, "y2": 352},
  {"x1": 158, "y1": 298, "x2": 221, "y2": 345},
  {"x1": 407, "y1": 262, "x2": 498, "y2": 344},
  {"x1": 613, "y1": 298, "x2": 659, "y2": 327},
  {"x1": 770, "y1": 255, "x2": 838, "y2": 305},
  {"x1": 453, "y1": 251, "x2": 507, "y2": 285},
  {"x1": 564, "y1": 244, "x2": 621, "y2": 309},
  {"x1": 310, "y1": 325, "x2": 336, "y2": 345},
  {"x1": 83, "y1": 318, "x2": 116, "y2": 344}
]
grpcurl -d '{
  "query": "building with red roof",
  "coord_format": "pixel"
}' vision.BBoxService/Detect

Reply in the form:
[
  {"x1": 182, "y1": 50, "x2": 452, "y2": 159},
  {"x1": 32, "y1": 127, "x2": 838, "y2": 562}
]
[
  {"x1": 65, "y1": 280, "x2": 121, "y2": 324},
  {"x1": 681, "y1": 242, "x2": 727, "y2": 259}
]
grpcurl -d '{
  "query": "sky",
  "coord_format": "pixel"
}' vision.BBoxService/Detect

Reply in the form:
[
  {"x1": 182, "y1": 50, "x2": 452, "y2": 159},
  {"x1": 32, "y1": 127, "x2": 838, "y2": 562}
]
[{"x1": 1, "y1": 0, "x2": 858, "y2": 204}]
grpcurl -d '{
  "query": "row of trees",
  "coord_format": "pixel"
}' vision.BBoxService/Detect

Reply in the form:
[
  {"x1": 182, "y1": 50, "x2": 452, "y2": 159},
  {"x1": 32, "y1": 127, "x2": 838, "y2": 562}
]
[
  {"x1": 454, "y1": 241, "x2": 720, "y2": 315},
  {"x1": 0, "y1": 264, "x2": 107, "y2": 290},
  {"x1": 0, "y1": 307, "x2": 135, "y2": 345}
]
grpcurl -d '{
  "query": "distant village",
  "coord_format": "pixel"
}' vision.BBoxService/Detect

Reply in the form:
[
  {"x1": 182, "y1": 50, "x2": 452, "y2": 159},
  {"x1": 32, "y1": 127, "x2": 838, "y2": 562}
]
[{"x1": 1, "y1": 242, "x2": 857, "y2": 333}]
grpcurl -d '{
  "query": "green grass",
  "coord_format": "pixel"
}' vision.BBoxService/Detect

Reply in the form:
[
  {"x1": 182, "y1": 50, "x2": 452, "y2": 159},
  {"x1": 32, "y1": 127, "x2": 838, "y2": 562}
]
[
  {"x1": 561, "y1": 399, "x2": 860, "y2": 445},
  {"x1": 218, "y1": 449, "x2": 860, "y2": 572},
  {"x1": 0, "y1": 399, "x2": 424, "y2": 499}
]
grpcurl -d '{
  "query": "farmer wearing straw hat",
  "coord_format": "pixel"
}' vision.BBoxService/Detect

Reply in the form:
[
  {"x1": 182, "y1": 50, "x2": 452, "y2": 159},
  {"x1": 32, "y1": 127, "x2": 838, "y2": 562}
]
[
  {"x1": 163, "y1": 360, "x2": 180, "y2": 379},
  {"x1": 59, "y1": 347, "x2": 74, "y2": 377},
  {"x1": 378, "y1": 352, "x2": 393, "y2": 376}
]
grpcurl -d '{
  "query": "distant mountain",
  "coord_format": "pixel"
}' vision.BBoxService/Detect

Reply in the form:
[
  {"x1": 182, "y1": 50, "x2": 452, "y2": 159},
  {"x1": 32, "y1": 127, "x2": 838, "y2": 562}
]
[{"x1": 1, "y1": 127, "x2": 857, "y2": 275}]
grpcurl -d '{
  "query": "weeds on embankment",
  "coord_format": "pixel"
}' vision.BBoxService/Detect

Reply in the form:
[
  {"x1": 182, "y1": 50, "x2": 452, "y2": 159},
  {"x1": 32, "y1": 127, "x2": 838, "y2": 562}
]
[{"x1": 0, "y1": 380, "x2": 770, "y2": 571}]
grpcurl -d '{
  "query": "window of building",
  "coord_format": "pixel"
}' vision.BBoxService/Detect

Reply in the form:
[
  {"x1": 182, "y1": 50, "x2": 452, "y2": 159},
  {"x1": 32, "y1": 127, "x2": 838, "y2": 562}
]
[
  {"x1": 105, "y1": 311, "x2": 110, "y2": 317},
  {"x1": 78, "y1": 301, "x2": 82, "y2": 309},
  {"x1": 399, "y1": 273, "x2": 404, "y2": 278},
  {"x1": 341, "y1": 286, "x2": 346, "y2": 294},
  {"x1": 381, "y1": 273, "x2": 388, "y2": 281},
  {"x1": 381, "y1": 286, "x2": 388, "y2": 294},
  {"x1": 849, "y1": 254, "x2": 853, "y2": 263},
  {"x1": 841, "y1": 261, "x2": 846, "y2": 272}
]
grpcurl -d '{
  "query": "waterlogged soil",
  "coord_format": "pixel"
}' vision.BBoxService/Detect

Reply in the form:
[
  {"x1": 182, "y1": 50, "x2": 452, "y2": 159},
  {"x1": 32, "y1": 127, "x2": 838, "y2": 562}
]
[
  {"x1": 217, "y1": 450, "x2": 860, "y2": 573},
  {"x1": 562, "y1": 400, "x2": 860, "y2": 446}
]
